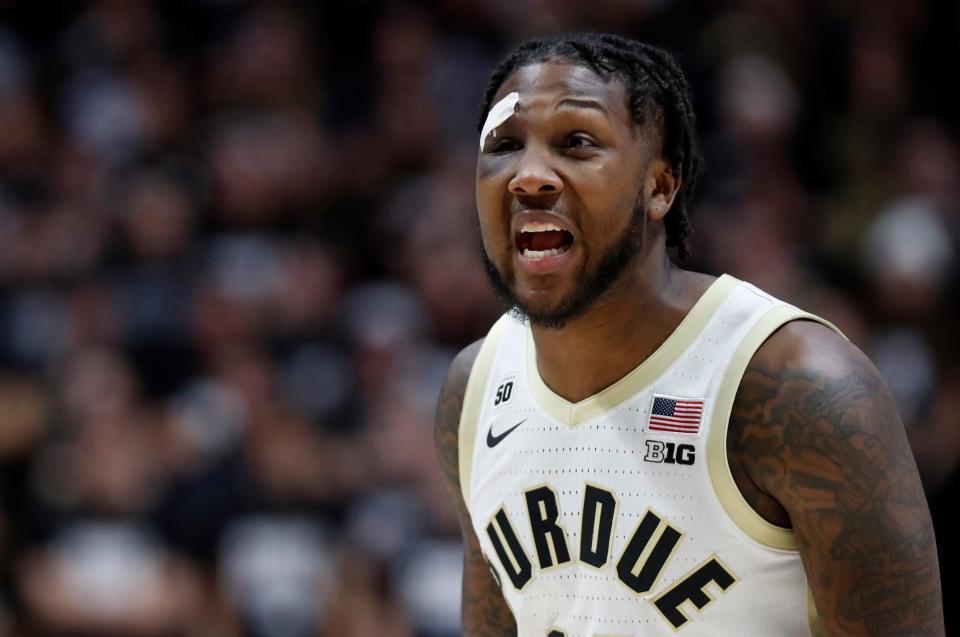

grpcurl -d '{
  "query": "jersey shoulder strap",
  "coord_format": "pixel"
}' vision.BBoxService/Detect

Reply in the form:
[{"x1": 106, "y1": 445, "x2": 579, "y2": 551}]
[
  {"x1": 458, "y1": 314, "x2": 512, "y2": 504},
  {"x1": 707, "y1": 300, "x2": 846, "y2": 550}
]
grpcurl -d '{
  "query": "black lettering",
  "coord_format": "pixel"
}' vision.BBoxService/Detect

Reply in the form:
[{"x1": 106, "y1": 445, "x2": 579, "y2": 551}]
[
  {"x1": 645, "y1": 441, "x2": 697, "y2": 465},
  {"x1": 494, "y1": 381, "x2": 514, "y2": 405},
  {"x1": 644, "y1": 440, "x2": 666, "y2": 462},
  {"x1": 664, "y1": 442, "x2": 677, "y2": 463},
  {"x1": 579, "y1": 485, "x2": 616, "y2": 568},
  {"x1": 525, "y1": 486, "x2": 571, "y2": 569},
  {"x1": 677, "y1": 444, "x2": 696, "y2": 465},
  {"x1": 617, "y1": 510, "x2": 682, "y2": 594},
  {"x1": 654, "y1": 557, "x2": 737, "y2": 629},
  {"x1": 486, "y1": 508, "x2": 533, "y2": 590}
]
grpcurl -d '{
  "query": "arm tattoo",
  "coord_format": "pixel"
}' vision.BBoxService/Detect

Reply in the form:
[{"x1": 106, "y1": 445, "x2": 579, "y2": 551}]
[
  {"x1": 731, "y1": 340, "x2": 944, "y2": 636},
  {"x1": 435, "y1": 342, "x2": 517, "y2": 636}
]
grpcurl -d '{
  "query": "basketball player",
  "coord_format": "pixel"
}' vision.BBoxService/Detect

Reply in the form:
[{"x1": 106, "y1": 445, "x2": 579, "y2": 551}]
[{"x1": 434, "y1": 34, "x2": 944, "y2": 636}]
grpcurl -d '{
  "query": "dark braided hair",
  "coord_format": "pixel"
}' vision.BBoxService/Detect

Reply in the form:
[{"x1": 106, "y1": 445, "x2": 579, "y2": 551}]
[{"x1": 478, "y1": 33, "x2": 699, "y2": 258}]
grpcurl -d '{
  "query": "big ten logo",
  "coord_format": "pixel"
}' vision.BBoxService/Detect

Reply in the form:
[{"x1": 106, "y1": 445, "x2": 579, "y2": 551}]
[{"x1": 644, "y1": 440, "x2": 696, "y2": 465}]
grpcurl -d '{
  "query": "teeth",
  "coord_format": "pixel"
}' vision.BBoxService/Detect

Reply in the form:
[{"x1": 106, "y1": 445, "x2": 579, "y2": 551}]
[
  {"x1": 522, "y1": 247, "x2": 566, "y2": 259},
  {"x1": 520, "y1": 221, "x2": 564, "y2": 234}
]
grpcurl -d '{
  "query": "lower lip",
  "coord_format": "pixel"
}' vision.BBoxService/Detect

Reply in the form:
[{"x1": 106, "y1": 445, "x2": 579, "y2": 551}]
[{"x1": 515, "y1": 246, "x2": 574, "y2": 274}]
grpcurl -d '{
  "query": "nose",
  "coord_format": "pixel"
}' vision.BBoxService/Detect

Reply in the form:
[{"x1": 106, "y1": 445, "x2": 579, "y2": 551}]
[{"x1": 508, "y1": 147, "x2": 562, "y2": 196}]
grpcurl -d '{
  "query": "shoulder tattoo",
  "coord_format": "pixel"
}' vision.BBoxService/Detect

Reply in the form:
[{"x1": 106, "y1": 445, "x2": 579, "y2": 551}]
[
  {"x1": 434, "y1": 341, "x2": 481, "y2": 520},
  {"x1": 731, "y1": 333, "x2": 944, "y2": 636},
  {"x1": 434, "y1": 341, "x2": 517, "y2": 636}
]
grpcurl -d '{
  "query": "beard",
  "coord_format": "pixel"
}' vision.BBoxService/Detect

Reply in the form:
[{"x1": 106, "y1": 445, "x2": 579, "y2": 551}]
[{"x1": 481, "y1": 201, "x2": 647, "y2": 330}]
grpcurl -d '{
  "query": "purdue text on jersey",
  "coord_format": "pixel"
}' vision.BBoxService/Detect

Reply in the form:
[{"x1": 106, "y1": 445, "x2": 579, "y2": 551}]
[{"x1": 484, "y1": 483, "x2": 738, "y2": 630}]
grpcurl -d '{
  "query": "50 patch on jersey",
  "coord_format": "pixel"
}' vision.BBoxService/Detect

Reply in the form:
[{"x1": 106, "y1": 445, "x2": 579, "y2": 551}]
[{"x1": 491, "y1": 374, "x2": 518, "y2": 409}]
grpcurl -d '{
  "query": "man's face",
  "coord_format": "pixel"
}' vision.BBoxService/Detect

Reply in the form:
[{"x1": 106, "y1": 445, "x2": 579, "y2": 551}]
[{"x1": 476, "y1": 62, "x2": 661, "y2": 328}]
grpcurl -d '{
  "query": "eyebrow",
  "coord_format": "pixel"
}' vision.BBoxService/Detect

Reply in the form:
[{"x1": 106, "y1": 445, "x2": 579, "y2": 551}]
[{"x1": 556, "y1": 97, "x2": 610, "y2": 116}]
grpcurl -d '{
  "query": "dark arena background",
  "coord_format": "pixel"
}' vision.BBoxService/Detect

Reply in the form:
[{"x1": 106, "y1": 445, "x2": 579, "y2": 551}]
[{"x1": 0, "y1": 1, "x2": 958, "y2": 635}]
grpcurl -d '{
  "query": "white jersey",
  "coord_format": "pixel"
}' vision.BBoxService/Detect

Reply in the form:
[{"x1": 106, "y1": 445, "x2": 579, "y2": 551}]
[{"x1": 458, "y1": 275, "x2": 840, "y2": 637}]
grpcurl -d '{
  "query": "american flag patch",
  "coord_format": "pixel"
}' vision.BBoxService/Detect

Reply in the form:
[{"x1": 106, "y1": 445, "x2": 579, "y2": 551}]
[{"x1": 648, "y1": 395, "x2": 704, "y2": 435}]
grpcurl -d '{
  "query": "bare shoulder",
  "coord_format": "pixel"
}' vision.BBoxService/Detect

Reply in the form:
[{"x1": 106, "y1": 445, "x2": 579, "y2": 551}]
[
  {"x1": 732, "y1": 321, "x2": 911, "y2": 484},
  {"x1": 730, "y1": 320, "x2": 944, "y2": 636},
  {"x1": 744, "y1": 319, "x2": 871, "y2": 381},
  {"x1": 434, "y1": 338, "x2": 484, "y2": 518}
]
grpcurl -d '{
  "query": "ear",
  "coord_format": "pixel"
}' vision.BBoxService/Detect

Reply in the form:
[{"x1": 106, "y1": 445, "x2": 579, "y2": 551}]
[{"x1": 644, "y1": 158, "x2": 680, "y2": 221}]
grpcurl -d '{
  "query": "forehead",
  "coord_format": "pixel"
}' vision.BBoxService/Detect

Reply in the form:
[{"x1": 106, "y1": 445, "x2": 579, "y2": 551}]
[{"x1": 493, "y1": 62, "x2": 634, "y2": 128}]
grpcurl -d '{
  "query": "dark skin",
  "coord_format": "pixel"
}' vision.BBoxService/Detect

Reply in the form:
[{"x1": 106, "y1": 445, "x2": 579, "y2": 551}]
[
  {"x1": 434, "y1": 62, "x2": 944, "y2": 636},
  {"x1": 435, "y1": 341, "x2": 516, "y2": 635}
]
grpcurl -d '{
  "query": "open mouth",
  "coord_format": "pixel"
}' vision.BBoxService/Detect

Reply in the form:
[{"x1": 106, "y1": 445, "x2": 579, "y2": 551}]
[{"x1": 515, "y1": 221, "x2": 574, "y2": 259}]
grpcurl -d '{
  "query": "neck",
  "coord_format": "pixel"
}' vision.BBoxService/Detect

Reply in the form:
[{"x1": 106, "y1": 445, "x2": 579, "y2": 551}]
[{"x1": 530, "y1": 248, "x2": 711, "y2": 403}]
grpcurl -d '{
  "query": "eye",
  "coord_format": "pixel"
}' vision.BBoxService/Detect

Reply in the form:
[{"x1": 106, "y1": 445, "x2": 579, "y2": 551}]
[
  {"x1": 566, "y1": 133, "x2": 597, "y2": 152},
  {"x1": 486, "y1": 137, "x2": 521, "y2": 154}
]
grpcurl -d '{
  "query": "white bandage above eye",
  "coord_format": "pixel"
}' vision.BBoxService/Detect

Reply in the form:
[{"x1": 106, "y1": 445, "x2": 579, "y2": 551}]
[{"x1": 480, "y1": 91, "x2": 520, "y2": 151}]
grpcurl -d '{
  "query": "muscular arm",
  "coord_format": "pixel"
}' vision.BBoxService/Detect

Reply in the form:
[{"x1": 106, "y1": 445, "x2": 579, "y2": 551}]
[
  {"x1": 729, "y1": 321, "x2": 944, "y2": 636},
  {"x1": 434, "y1": 341, "x2": 517, "y2": 636}
]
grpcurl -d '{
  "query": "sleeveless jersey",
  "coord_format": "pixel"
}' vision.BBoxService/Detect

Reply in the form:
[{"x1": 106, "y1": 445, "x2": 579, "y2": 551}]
[{"x1": 458, "y1": 275, "x2": 841, "y2": 637}]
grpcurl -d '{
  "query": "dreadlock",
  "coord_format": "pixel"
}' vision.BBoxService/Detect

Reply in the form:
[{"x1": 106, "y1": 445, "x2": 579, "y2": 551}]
[{"x1": 478, "y1": 33, "x2": 700, "y2": 259}]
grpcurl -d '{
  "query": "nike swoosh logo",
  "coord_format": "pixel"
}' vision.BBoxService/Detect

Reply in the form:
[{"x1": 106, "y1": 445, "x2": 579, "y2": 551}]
[{"x1": 486, "y1": 419, "x2": 526, "y2": 448}]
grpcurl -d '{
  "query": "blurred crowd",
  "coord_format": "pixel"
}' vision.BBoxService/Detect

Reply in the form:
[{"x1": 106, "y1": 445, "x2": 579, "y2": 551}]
[{"x1": 0, "y1": 0, "x2": 957, "y2": 635}]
